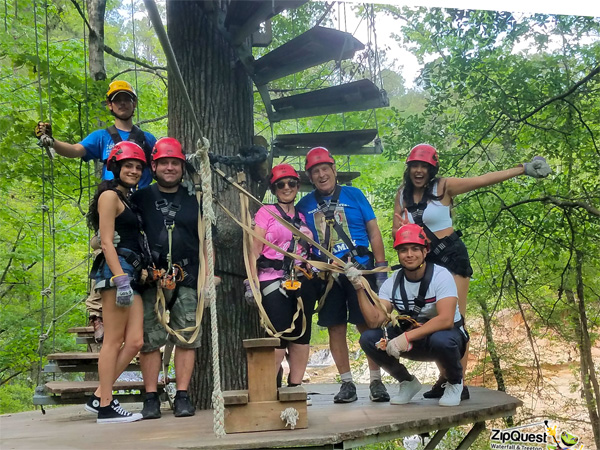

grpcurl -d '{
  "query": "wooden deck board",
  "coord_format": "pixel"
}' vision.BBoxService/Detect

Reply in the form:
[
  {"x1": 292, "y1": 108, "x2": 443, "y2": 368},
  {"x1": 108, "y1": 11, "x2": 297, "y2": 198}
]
[{"x1": 3, "y1": 384, "x2": 521, "y2": 450}]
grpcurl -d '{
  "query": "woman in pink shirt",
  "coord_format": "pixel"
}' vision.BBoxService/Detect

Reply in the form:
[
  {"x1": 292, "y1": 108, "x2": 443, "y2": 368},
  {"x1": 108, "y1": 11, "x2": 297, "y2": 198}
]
[{"x1": 252, "y1": 164, "x2": 317, "y2": 390}]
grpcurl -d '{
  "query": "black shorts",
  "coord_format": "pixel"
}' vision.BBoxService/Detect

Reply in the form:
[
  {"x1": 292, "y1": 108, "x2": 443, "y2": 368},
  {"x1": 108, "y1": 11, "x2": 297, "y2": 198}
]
[
  {"x1": 260, "y1": 278, "x2": 317, "y2": 347},
  {"x1": 316, "y1": 271, "x2": 377, "y2": 328},
  {"x1": 427, "y1": 235, "x2": 473, "y2": 278}
]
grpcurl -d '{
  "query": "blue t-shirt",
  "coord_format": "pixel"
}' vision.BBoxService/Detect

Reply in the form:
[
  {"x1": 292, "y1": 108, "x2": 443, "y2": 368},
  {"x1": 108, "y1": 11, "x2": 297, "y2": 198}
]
[
  {"x1": 296, "y1": 185, "x2": 376, "y2": 266},
  {"x1": 80, "y1": 128, "x2": 156, "y2": 188}
]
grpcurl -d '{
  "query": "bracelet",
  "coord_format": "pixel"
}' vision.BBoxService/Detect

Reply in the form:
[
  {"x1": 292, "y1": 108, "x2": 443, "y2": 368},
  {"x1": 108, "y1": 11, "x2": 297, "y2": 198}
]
[
  {"x1": 374, "y1": 260, "x2": 388, "y2": 268},
  {"x1": 111, "y1": 273, "x2": 126, "y2": 281}
]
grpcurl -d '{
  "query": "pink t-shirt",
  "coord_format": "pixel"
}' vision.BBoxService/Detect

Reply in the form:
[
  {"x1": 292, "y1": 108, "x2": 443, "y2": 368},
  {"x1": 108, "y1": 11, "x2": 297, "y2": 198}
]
[{"x1": 254, "y1": 205, "x2": 313, "y2": 282}]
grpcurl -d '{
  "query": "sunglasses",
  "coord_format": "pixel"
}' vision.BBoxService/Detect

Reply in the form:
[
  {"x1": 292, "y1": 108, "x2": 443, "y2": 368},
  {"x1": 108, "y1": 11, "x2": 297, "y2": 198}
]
[{"x1": 275, "y1": 180, "x2": 299, "y2": 190}]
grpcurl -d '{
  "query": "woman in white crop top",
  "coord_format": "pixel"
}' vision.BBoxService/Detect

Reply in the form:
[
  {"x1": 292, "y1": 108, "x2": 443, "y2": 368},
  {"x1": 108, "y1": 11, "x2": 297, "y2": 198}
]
[{"x1": 392, "y1": 143, "x2": 551, "y2": 398}]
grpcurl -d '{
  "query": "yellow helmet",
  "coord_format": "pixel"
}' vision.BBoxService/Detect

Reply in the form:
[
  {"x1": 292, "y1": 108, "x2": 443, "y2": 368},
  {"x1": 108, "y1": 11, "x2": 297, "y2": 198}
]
[{"x1": 106, "y1": 80, "x2": 137, "y2": 101}]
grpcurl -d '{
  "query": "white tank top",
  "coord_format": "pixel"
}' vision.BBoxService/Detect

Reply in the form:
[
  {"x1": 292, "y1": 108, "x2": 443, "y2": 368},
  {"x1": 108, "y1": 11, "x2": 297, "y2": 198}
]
[{"x1": 402, "y1": 182, "x2": 453, "y2": 232}]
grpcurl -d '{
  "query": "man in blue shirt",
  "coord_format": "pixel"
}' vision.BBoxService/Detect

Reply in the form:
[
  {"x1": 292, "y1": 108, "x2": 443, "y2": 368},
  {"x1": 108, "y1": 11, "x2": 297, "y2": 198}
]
[
  {"x1": 35, "y1": 80, "x2": 156, "y2": 340},
  {"x1": 296, "y1": 147, "x2": 390, "y2": 404}
]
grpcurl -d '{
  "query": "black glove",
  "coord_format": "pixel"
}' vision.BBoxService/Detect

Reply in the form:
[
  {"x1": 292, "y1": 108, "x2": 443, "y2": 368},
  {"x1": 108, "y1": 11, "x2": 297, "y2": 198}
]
[
  {"x1": 243, "y1": 279, "x2": 256, "y2": 306},
  {"x1": 374, "y1": 260, "x2": 389, "y2": 290},
  {"x1": 35, "y1": 122, "x2": 52, "y2": 139}
]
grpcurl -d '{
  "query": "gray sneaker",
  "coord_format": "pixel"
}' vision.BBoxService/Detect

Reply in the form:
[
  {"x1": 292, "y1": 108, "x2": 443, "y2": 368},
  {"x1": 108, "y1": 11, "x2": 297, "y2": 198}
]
[
  {"x1": 369, "y1": 379, "x2": 390, "y2": 402},
  {"x1": 333, "y1": 381, "x2": 357, "y2": 403}
]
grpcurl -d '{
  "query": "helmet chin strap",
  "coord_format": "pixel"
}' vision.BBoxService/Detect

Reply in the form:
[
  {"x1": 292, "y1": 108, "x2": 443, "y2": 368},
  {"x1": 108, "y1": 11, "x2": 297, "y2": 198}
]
[
  {"x1": 402, "y1": 262, "x2": 425, "y2": 272},
  {"x1": 110, "y1": 110, "x2": 135, "y2": 121}
]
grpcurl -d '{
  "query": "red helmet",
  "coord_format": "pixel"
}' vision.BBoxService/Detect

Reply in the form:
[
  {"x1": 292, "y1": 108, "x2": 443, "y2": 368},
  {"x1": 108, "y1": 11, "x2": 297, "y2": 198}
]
[
  {"x1": 407, "y1": 144, "x2": 439, "y2": 168},
  {"x1": 269, "y1": 163, "x2": 299, "y2": 185},
  {"x1": 305, "y1": 146, "x2": 335, "y2": 171},
  {"x1": 152, "y1": 137, "x2": 186, "y2": 162},
  {"x1": 106, "y1": 141, "x2": 147, "y2": 173},
  {"x1": 393, "y1": 224, "x2": 429, "y2": 249}
]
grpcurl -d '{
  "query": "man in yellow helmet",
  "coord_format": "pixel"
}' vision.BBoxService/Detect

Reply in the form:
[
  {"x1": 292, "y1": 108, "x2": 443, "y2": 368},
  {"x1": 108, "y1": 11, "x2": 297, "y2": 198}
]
[
  {"x1": 35, "y1": 80, "x2": 156, "y2": 188},
  {"x1": 34, "y1": 80, "x2": 157, "y2": 340}
]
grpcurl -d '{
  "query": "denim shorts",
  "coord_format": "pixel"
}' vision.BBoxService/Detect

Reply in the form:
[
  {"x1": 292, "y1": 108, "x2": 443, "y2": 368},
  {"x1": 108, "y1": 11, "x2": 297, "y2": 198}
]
[{"x1": 93, "y1": 255, "x2": 140, "y2": 293}]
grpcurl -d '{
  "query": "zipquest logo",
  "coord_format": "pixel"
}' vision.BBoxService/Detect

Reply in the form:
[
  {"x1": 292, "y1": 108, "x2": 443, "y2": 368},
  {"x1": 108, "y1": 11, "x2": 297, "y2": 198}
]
[{"x1": 490, "y1": 421, "x2": 585, "y2": 450}]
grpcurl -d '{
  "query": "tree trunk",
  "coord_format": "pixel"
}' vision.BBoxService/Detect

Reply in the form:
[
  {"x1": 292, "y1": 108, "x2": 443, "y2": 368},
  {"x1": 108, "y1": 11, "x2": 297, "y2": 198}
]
[
  {"x1": 571, "y1": 251, "x2": 600, "y2": 447},
  {"x1": 86, "y1": 0, "x2": 106, "y2": 80},
  {"x1": 167, "y1": 0, "x2": 262, "y2": 409}
]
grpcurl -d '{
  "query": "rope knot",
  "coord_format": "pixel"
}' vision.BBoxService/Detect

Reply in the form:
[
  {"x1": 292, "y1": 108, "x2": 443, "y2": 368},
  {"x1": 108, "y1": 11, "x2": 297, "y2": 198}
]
[{"x1": 280, "y1": 407, "x2": 300, "y2": 429}]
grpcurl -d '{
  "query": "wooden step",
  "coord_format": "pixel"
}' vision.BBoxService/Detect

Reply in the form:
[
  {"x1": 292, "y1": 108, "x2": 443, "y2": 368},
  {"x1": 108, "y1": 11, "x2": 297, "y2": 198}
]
[
  {"x1": 271, "y1": 79, "x2": 389, "y2": 122},
  {"x1": 33, "y1": 381, "x2": 169, "y2": 406},
  {"x1": 253, "y1": 26, "x2": 364, "y2": 85},
  {"x1": 225, "y1": 0, "x2": 308, "y2": 45},
  {"x1": 278, "y1": 385, "x2": 306, "y2": 402},
  {"x1": 44, "y1": 352, "x2": 139, "y2": 373},
  {"x1": 273, "y1": 129, "x2": 382, "y2": 157},
  {"x1": 67, "y1": 326, "x2": 94, "y2": 334},
  {"x1": 299, "y1": 171, "x2": 360, "y2": 191}
]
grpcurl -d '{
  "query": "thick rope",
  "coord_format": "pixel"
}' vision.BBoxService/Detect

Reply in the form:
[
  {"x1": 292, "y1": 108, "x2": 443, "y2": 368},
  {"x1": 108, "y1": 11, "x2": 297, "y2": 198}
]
[{"x1": 195, "y1": 137, "x2": 225, "y2": 437}]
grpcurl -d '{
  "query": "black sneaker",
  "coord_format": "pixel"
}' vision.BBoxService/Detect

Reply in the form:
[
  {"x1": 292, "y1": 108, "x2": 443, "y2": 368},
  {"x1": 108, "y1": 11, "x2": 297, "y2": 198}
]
[
  {"x1": 423, "y1": 376, "x2": 447, "y2": 399},
  {"x1": 369, "y1": 379, "x2": 390, "y2": 402},
  {"x1": 97, "y1": 399, "x2": 143, "y2": 424},
  {"x1": 84, "y1": 394, "x2": 101, "y2": 414},
  {"x1": 174, "y1": 392, "x2": 196, "y2": 417},
  {"x1": 423, "y1": 377, "x2": 470, "y2": 400},
  {"x1": 333, "y1": 381, "x2": 357, "y2": 403},
  {"x1": 141, "y1": 392, "x2": 161, "y2": 419}
]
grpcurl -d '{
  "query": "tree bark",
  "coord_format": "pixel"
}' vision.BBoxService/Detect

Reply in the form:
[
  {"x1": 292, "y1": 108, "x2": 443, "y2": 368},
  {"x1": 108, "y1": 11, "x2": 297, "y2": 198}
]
[
  {"x1": 167, "y1": 0, "x2": 262, "y2": 409},
  {"x1": 86, "y1": 0, "x2": 106, "y2": 80},
  {"x1": 572, "y1": 251, "x2": 600, "y2": 447}
]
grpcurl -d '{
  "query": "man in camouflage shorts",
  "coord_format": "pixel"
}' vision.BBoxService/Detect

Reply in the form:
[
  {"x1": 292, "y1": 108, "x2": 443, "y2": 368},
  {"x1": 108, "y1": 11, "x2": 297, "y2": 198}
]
[{"x1": 131, "y1": 137, "x2": 204, "y2": 419}]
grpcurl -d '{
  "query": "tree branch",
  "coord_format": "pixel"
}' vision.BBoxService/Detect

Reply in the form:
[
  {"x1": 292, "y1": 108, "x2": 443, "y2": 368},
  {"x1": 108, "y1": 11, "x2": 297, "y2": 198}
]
[
  {"x1": 500, "y1": 196, "x2": 600, "y2": 218},
  {"x1": 69, "y1": 0, "x2": 166, "y2": 72}
]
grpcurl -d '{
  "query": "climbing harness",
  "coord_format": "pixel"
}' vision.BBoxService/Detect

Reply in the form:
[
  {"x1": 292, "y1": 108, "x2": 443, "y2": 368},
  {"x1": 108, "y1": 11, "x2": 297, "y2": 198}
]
[
  {"x1": 314, "y1": 185, "x2": 373, "y2": 269},
  {"x1": 106, "y1": 124, "x2": 152, "y2": 164},
  {"x1": 403, "y1": 195, "x2": 463, "y2": 266}
]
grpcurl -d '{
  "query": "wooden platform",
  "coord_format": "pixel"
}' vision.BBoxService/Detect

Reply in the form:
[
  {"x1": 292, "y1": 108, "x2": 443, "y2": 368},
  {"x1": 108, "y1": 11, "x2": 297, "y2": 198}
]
[{"x1": 3, "y1": 383, "x2": 522, "y2": 450}]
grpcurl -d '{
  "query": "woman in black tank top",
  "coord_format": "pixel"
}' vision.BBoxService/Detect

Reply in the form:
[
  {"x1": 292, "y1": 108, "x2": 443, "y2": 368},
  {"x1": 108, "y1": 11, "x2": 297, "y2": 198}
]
[{"x1": 85, "y1": 141, "x2": 147, "y2": 424}]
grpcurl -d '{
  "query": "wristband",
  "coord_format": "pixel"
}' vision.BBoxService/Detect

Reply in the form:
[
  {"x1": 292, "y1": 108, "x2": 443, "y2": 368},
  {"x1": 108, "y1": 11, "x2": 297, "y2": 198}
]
[
  {"x1": 111, "y1": 273, "x2": 127, "y2": 281},
  {"x1": 374, "y1": 260, "x2": 388, "y2": 268}
]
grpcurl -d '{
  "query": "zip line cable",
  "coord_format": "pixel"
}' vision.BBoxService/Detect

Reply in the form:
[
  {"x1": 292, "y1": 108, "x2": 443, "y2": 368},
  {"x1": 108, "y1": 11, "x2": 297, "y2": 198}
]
[
  {"x1": 43, "y1": 0, "x2": 58, "y2": 355},
  {"x1": 32, "y1": 0, "x2": 47, "y2": 394},
  {"x1": 131, "y1": 0, "x2": 140, "y2": 123}
]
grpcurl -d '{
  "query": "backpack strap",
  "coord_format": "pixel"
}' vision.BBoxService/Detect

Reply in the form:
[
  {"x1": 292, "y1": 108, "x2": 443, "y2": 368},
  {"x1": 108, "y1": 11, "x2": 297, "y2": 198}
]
[{"x1": 106, "y1": 125, "x2": 152, "y2": 164}]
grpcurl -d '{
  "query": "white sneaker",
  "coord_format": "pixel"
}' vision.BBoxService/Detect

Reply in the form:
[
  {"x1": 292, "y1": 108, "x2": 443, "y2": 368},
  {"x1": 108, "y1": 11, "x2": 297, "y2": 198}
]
[
  {"x1": 306, "y1": 395, "x2": 312, "y2": 406},
  {"x1": 390, "y1": 376, "x2": 422, "y2": 405},
  {"x1": 439, "y1": 380, "x2": 463, "y2": 407}
]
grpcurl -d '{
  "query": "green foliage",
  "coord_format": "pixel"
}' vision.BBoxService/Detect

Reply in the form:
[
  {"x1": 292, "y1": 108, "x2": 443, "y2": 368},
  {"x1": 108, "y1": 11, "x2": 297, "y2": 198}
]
[{"x1": 0, "y1": 0, "x2": 166, "y2": 399}]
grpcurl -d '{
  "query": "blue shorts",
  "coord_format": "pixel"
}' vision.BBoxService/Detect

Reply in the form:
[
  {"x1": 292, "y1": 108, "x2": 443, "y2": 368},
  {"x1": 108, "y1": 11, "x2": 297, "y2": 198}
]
[{"x1": 93, "y1": 255, "x2": 140, "y2": 293}]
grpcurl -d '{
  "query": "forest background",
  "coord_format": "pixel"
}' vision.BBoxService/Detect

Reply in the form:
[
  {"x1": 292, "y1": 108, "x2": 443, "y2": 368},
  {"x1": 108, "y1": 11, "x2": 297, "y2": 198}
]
[{"x1": 0, "y1": 0, "x2": 598, "y2": 447}]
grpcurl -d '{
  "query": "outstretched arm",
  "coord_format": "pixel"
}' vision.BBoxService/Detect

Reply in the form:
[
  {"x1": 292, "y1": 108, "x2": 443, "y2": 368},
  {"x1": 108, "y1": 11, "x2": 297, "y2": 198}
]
[
  {"x1": 443, "y1": 166, "x2": 525, "y2": 198},
  {"x1": 35, "y1": 122, "x2": 87, "y2": 158},
  {"x1": 444, "y1": 156, "x2": 551, "y2": 198}
]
